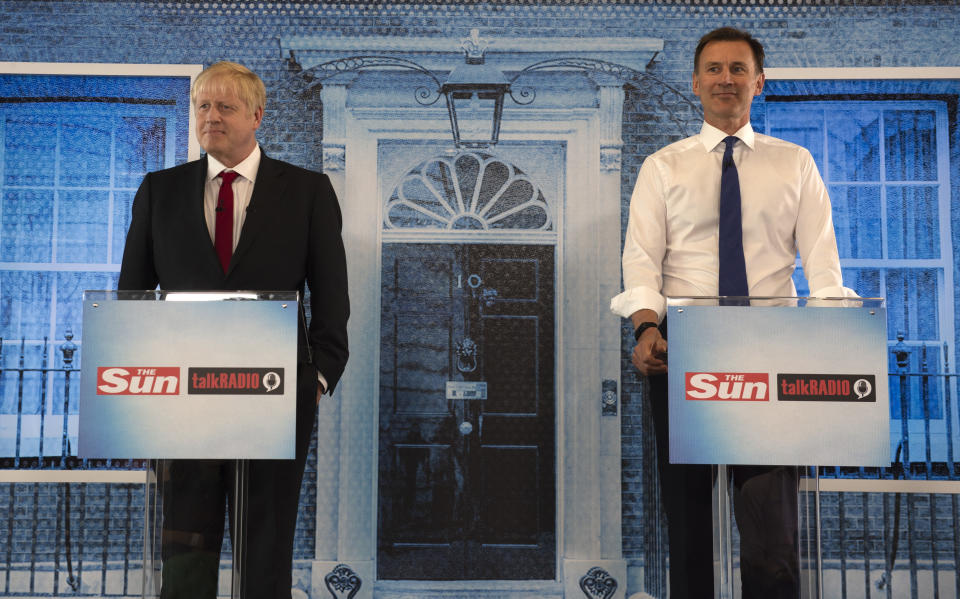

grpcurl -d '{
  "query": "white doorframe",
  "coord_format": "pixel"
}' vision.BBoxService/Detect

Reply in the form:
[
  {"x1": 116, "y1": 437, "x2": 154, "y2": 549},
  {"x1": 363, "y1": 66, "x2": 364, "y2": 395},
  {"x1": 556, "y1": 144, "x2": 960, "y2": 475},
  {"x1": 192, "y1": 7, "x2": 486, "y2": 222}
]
[{"x1": 303, "y1": 39, "x2": 645, "y2": 599}]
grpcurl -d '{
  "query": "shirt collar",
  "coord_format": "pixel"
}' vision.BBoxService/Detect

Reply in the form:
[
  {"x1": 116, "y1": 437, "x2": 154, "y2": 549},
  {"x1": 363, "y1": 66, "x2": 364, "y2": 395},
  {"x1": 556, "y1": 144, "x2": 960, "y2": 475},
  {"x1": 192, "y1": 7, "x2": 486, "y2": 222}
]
[
  {"x1": 698, "y1": 121, "x2": 756, "y2": 152},
  {"x1": 206, "y1": 144, "x2": 261, "y2": 183}
]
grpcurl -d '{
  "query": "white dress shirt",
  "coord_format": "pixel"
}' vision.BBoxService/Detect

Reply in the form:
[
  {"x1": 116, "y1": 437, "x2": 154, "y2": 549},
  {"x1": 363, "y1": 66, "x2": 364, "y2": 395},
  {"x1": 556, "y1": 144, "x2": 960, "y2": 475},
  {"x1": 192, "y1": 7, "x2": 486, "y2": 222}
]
[
  {"x1": 204, "y1": 144, "x2": 261, "y2": 248},
  {"x1": 611, "y1": 122, "x2": 849, "y2": 321}
]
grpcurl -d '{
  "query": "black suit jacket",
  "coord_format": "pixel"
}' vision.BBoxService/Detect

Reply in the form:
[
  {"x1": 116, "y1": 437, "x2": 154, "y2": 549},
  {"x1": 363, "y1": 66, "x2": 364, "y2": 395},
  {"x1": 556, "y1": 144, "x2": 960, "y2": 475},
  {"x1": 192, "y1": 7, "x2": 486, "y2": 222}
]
[{"x1": 118, "y1": 153, "x2": 349, "y2": 392}]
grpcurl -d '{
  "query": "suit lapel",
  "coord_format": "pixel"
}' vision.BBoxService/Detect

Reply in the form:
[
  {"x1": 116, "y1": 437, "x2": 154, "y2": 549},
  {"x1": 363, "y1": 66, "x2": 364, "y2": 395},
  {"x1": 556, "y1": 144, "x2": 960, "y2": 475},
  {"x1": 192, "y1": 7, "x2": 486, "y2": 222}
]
[
  {"x1": 228, "y1": 153, "x2": 288, "y2": 274},
  {"x1": 187, "y1": 157, "x2": 225, "y2": 277}
]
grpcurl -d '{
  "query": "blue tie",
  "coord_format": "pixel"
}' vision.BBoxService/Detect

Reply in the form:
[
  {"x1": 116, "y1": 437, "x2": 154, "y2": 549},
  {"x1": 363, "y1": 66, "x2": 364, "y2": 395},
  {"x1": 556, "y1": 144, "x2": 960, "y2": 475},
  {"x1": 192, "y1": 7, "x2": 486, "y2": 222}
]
[{"x1": 719, "y1": 136, "x2": 748, "y2": 300}]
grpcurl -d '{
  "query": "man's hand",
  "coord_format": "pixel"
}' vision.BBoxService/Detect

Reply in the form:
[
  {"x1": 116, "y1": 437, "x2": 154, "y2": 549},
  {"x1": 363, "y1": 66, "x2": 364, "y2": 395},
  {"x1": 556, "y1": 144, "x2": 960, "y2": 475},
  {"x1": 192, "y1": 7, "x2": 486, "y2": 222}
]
[
  {"x1": 632, "y1": 326, "x2": 668, "y2": 376},
  {"x1": 630, "y1": 309, "x2": 667, "y2": 376},
  {"x1": 316, "y1": 384, "x2": 326, "y2": 405}
]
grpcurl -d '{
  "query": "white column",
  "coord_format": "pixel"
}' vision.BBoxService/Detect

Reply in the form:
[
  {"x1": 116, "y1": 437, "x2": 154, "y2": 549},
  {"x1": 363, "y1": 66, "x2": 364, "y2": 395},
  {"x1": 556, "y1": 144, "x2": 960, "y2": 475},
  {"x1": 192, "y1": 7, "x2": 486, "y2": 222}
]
[
  {"x1": 596, "y1": 75, "x2": 626, "y2": 561},
  {"x1": 562, "y1": 73, "x2": 627, "y2": 599},
  {"x1": 313, "y1": 73, "x2": 375, "y2": 599},
  {"x1": 319, "y1": 75, "x2": 354, "y2": 197}
]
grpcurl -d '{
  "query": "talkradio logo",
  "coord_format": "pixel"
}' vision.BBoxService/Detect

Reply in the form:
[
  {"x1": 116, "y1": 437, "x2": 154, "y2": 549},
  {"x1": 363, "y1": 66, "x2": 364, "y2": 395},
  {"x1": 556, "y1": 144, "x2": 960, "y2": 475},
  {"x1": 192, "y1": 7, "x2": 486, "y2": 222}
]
[
  {"x1": 97, "y1": 367, "x2": 180, "y2": 395},
  {"x1": 685, "y1": 372, "x2": 769, "y2": 401},
  {"x1": 187, "y1": 368, "x2": 284, "y2": 395},
  {"x1": 777, "y1": 374, "x2": 876, "y2": 402}
]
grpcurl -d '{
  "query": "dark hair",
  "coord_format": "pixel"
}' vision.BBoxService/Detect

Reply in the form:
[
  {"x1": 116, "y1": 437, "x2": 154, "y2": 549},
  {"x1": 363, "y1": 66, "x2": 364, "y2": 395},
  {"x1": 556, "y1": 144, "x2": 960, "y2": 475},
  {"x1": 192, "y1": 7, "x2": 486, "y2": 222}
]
[{"x1": 694, "y1": 27, "x2": 765, "y2": 74}]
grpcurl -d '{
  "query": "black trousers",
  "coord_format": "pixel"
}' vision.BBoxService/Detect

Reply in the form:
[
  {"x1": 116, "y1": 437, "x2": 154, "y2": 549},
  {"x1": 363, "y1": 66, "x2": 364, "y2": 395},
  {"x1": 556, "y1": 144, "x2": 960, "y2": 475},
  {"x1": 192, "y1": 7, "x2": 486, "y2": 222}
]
[
  {"x1": 157, "y1": 362, "x2": 319, "y2": 599},
  {"x1": 647, "y1": 328, "x2": 800, "y2": 598}
]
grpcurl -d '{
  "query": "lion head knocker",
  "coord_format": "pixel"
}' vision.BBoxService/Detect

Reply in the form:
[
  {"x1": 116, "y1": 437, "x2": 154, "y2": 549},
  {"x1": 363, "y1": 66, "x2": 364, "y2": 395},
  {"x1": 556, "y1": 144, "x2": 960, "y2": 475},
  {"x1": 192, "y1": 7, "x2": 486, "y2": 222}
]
[{"x1": 456, "y1": 337, "x2": 478, "y2": 373}]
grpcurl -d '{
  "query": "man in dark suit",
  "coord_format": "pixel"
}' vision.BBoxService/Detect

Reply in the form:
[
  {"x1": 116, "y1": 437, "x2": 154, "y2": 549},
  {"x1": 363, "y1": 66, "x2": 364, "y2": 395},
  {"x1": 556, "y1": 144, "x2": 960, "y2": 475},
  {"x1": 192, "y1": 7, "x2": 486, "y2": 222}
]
[{"x1": 118, "y1": 61, "x2": 349, "y2": 598}]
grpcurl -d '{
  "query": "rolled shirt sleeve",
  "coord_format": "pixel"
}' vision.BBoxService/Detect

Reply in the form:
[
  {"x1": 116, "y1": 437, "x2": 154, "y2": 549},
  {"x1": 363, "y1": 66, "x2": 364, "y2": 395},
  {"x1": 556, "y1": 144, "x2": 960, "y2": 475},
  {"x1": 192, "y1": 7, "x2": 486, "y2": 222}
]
[{"x1": 611, "y1": 156, "x2": 669, "y2": 321}]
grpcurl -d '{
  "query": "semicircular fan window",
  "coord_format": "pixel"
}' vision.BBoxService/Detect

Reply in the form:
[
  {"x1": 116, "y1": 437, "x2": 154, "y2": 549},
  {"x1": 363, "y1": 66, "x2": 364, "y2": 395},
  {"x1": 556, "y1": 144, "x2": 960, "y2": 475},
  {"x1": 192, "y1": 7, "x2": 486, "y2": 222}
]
[{"x1": 385, "y1": 151, "x2": 552, "y2": 231}]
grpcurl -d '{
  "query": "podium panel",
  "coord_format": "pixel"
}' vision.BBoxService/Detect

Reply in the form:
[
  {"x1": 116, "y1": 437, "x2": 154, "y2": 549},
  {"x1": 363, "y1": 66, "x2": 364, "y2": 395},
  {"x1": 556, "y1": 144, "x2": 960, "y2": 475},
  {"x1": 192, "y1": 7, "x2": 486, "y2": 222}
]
[
  {"x1": 79, "y1": 291, "x2": 299, "y2": 599},
  {"x1": 667, "y1": 297, "x2": 889, "y2": 467},
  {"x1": 79, "y1": 291, "x2": 298, "y2": 460},
  {"x1": 665, "y1": 296, "x2": 889, "y2": 599}
]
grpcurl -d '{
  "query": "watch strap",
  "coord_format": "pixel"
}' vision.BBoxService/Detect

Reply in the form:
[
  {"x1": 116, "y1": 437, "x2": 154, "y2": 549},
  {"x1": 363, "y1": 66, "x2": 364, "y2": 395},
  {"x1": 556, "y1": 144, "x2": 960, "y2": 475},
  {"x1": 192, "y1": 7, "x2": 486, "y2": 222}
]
[{"x1": 633, "y1": 321, "x2": 658, "y2": 341}]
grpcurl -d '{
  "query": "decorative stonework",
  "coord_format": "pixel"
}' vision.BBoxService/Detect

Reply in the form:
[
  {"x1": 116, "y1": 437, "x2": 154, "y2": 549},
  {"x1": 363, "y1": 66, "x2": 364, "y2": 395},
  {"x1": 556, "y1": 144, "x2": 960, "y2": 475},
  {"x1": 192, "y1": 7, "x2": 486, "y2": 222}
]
[
  {"x1": 602, "y1": 379, "x2": 618, "y2": 416},
  {"x1": 324, "y1": 563, "x2": 362, "y2": 599},
  {"x1": 600, "y1": 146, "x2": 621, "y2": 172},
  {"x1": 578, "y1": 566, "x2": 619, "y2": 599},
  {"x1": 384, "y1": 151, "x2": 551, "y2": 232},
  {"x1": 323, "y1": 145, "x2": 346, "y2": 172}
]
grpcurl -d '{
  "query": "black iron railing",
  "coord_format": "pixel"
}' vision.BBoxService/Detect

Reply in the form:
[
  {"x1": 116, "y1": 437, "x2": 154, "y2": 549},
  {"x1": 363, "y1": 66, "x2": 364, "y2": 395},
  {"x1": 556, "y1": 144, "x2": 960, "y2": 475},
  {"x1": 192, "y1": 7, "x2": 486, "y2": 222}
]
[
  {"x1": 805, "y1": 334, "x2": 960, "y2": 599},
  {"x1": 5, "y1": 332, "x2": 960, "y2": 596},
  {"x1": 1, "y1": 334, "x2": 148, "y2": 596},
  {"x1": 0, "y1": 333, "x2": 322, "y2": 597}
]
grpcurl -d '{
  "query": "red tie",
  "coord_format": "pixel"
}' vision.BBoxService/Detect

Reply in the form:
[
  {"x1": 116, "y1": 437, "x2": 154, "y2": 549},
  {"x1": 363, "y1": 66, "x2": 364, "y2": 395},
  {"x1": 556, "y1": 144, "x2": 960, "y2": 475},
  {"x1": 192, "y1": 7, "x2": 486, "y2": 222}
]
[{"x1": 215, "y1": 170, "x2": 239, "y2": 273}]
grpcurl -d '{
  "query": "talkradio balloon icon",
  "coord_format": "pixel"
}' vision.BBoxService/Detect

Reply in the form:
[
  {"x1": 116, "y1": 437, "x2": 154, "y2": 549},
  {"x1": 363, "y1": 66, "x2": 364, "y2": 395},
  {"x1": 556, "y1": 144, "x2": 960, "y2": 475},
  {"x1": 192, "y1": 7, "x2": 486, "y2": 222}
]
[
  {"x1": 854, "y1": 378, "x2": 872, "y2": 400},
  {"x1": 263, "y1": 371, "x2": 281, "y2": 392}
]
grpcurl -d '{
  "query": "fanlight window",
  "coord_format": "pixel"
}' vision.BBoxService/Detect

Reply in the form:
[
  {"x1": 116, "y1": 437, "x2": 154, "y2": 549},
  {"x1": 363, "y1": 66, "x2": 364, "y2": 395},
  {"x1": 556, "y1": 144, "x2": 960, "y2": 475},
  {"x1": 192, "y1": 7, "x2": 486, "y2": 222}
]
[{"x1": 385, "y1": 151, "x2": 552, "y2": 231}]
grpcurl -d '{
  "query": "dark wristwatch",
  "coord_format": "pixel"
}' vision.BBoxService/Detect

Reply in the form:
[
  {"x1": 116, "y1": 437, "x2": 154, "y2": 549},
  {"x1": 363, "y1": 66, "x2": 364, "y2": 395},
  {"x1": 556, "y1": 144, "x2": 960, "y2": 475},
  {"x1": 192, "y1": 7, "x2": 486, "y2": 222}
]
[{"x1": 633, "y1": 321, "x2": 658, "y2": 341}]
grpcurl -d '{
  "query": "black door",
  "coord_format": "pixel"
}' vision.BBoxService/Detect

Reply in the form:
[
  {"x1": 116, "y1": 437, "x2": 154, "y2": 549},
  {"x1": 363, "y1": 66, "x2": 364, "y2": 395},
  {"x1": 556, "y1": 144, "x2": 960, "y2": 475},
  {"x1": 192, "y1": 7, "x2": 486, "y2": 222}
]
[{"x1": 377, "y1": 243, "x2": 555, "y2": 580}]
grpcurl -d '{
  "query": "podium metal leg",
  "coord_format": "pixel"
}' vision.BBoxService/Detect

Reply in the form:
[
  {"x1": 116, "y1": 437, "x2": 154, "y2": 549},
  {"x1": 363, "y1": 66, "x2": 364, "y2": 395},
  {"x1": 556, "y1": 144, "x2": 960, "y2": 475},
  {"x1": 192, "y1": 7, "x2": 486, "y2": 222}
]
[
  {"x1": 143, "y1": 461, "x2": 161, "y2": 599},
  {"x1": 717, "y1": 465, "x2": 812, "y2": 599},
  {"x1": 714, "y1": 464, "x2": 734, "y2": 599},
  {"x1": 810, "y1": 466, "x2": 823, "y2": 599},
  {"x1": 142, "y1": 459, "x2": 249, "y2": 598},
  {"x1": 231, "y1": 459, "x2": 248, "y2": 599},
  {"x1": 797, "y1": 466, "x2": 823, "y2": 599}
]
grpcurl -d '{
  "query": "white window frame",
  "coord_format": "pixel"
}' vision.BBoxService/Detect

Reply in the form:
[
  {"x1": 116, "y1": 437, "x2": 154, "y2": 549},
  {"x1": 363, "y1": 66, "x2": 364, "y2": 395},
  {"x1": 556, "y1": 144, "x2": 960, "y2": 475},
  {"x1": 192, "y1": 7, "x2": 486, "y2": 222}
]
[
  {"x1": 766, "y1": 67, "x2": 960, "y2": 461},
  {"x1": 0, "y1": 63, "x2": 200, "y2": 457}
]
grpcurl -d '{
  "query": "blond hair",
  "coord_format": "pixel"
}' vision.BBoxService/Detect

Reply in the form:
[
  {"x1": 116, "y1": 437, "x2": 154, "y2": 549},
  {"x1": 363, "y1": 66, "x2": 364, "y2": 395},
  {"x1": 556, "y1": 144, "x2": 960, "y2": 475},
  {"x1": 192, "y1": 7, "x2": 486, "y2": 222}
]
[{"x1": 191, "y1": 61, "x2": 266, "y2": 115}]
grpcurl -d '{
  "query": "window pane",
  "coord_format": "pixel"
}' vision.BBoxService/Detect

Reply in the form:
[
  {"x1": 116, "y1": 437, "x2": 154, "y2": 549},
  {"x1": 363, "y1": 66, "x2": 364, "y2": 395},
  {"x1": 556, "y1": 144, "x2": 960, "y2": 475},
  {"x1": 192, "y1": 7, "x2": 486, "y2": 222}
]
[
  {"x1": 0, "y1": 343, "x2": 46, "y2": 415},
  {"x1": 116, "y1": 116, "x2": 166, "y2": 188},
  {"x1": 112, "y1": 190, "x2": 135, "y2": 264},
  {"x1": 828, "y1": 185, "x2": 882, "y2": 259},
  {"x1": 826, "y1": 109, "x2": 880, "y2": 181},
  {"x1": 886, "y1": 185, "x2": 939, "y2": 259},
  {"x1": 0, "y1": 270, "x2": 52, "y2": 339},
  {"x1": 4, "y1": 115, "x2": 56, "y2": 187},
  {"x1": 886, "y1": 268, "x2": 938, "y2": 340},
  {"x1": 840, "y1": 267, "x2": 881, "y2": 300},
  {"x1": 60, "y1": 117, "x2": 112, "y2": 187},
  {"x1": 57, "y1": 190, "x2": 109, "y2": 263},
  {"x1": 2, "y1": 189, "x2": 53, "y2": 262},
  {"x1": 56, "y1": 271, "x2": 118, "y2": 339},
  {"x1": 884, "y1": 110, "x2": 937, "y2": 182},
  {"x1": 767, "y1": 107, "x2": 824, "y2": 171}
]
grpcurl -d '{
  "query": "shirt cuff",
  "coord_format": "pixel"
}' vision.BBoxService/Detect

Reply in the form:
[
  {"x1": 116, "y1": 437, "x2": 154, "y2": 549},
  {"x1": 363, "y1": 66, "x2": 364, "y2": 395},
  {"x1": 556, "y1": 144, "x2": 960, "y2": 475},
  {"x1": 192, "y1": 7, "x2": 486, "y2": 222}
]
[
  {"x1": 609, "y1": 287, "x2": 667, "y2": 322},
  {"x1": 809, "y1": 285, "x2": 860, "y2": 298},
  {"x1": 317, "y1": 371, "x2": 329, "y2": 394},
  {"x1": 808, "y1": 285, "x2": 861, "y2": 307}
]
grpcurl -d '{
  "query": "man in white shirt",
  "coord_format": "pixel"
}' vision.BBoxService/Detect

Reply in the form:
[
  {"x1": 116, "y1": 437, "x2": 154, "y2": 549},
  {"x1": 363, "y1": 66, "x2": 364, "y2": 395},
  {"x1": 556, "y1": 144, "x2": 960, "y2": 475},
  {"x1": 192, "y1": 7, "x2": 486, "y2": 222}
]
[{"x1": 611, "y1": 28, "x2": 847, "y2": 598}]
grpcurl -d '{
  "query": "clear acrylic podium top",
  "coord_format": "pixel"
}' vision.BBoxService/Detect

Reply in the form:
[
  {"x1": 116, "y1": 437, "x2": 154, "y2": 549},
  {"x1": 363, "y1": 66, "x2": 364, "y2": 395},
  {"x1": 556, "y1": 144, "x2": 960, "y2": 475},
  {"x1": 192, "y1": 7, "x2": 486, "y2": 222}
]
[
  {"x1": 665, "y1": 294, "x2": 884, "y2": 309},
  {"x1": 84, "y1": 290, "x2": 300, "y2": 302}
]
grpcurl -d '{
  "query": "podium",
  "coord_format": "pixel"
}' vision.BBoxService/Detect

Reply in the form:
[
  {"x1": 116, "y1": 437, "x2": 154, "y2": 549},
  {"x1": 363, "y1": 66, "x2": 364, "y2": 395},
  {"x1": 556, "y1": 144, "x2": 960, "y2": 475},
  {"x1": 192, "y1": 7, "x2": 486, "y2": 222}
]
[
  {"x1": 78, "y1": 290, "x2": 300, "y2": 598},
  {"x1": 665, "y1": 296, "x2": 889, "y2": 598}
]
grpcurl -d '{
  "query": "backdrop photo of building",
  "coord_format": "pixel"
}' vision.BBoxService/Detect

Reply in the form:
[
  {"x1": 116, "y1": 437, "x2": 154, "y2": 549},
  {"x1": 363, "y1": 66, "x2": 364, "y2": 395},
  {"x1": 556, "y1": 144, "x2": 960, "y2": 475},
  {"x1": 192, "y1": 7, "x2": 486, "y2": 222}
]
[{"x1": 0, "y1": 1, "x2": 959, "y2": 598}]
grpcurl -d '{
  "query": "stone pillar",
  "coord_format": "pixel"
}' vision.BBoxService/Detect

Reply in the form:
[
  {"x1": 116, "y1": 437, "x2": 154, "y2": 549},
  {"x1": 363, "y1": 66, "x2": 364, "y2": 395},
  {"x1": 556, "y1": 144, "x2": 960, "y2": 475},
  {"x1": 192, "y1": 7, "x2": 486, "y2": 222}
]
[
  {"x1": 562, "y1": 73, "x2": 627, "y2": 599},
  {"x1": 313, "y1": 73, "x2": 375, "y2": 599}
]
